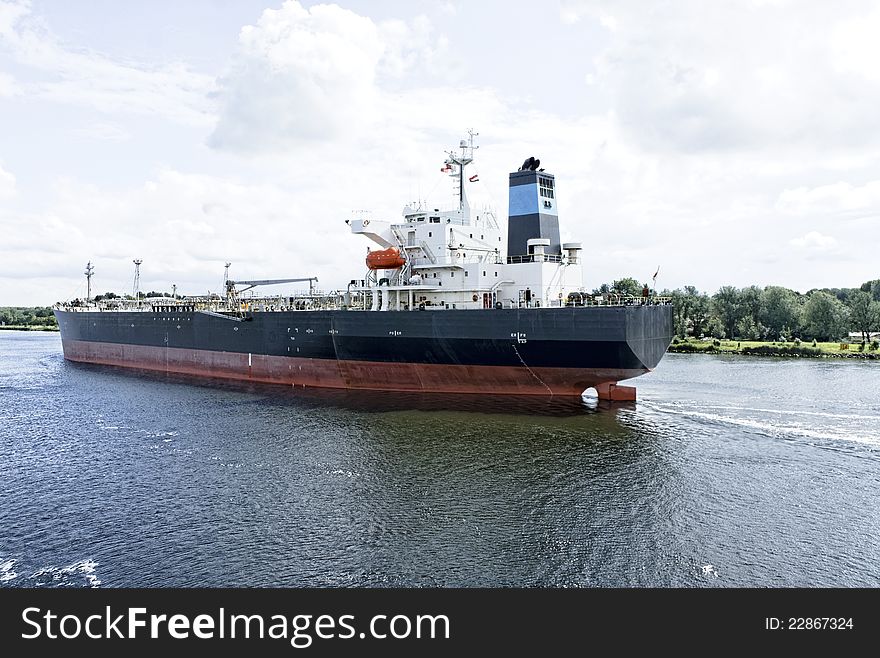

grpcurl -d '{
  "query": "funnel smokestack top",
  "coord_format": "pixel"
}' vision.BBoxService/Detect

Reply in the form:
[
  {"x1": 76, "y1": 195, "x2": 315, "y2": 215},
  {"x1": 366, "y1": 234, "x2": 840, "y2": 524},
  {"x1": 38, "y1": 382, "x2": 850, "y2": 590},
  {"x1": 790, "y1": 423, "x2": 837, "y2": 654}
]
[{"x1": 507, "y1": 162, "x2": 560, "y2": 260}]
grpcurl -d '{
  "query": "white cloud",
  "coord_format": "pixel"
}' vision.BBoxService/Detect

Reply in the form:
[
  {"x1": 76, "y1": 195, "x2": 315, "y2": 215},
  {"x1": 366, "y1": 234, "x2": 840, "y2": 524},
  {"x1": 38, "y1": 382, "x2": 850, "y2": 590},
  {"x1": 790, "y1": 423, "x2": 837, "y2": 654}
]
[
  {"x1": 71, "y1": 122, "x2": 131, "y2": 142},
  {"x1": 1, "y1": 1, "x2": 879, "y2": 304},
  {"x1": 378, "y1": 15, "x2": 450, "y2": 80},
  {"x1": 577, "y1": 0, "x2": 880, "y2": 153},
  {"x1": 559, "y1": 0, "x2": 587, "y2": 24},
  {"x1": 789, "y1": 231, "x2": 838, "y2": 250},
  {"x1": 598, "y1": 14, "x2": 618, "y2": 32},
  {"x1": 0, "y1": 71, "x2": 20, "y2": 96},
  {"x1": 0, "y1": 0, "x2": 29, "y2": 36},
  {"x1": 0, "y1": 167, "x2": 362, "y2": 301},
  {"x1": 209, "y1": 1, "x2": 452, "y2": 152},
  {"x1": 830, "y1": 7, "x2": 880, "y2": 83},
  {"x1": 776, "y1": 180, "x2": 880, "y2": 216},
  {"x1": 209, "y1": 1, "x2": 384, "y2": 150},
  {"x1": 0, "y1": 163, "x2": 15, "y2": 198},
  {"x1": 0, "y1": 0, "x2": 214, "y2": 124}
]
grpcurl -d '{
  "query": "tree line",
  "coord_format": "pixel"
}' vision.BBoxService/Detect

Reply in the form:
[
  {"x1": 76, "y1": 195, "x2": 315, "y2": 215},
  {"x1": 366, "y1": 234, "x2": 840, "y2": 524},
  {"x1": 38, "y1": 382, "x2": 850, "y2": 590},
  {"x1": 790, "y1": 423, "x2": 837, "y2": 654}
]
[
  {"x1": 0, "y1": 307, "x2": 58, "y2": 328},
  {"x1": 599, "y1": 277, "x2": 880, "y2": 343}
]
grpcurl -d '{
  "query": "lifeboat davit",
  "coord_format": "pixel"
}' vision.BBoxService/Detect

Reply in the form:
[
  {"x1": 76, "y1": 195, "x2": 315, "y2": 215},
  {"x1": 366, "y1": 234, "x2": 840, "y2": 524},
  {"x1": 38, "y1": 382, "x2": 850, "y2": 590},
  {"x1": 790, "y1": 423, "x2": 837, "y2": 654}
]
[{"x1": 366, "y1": 247, "x2": 406, "y2": 270}]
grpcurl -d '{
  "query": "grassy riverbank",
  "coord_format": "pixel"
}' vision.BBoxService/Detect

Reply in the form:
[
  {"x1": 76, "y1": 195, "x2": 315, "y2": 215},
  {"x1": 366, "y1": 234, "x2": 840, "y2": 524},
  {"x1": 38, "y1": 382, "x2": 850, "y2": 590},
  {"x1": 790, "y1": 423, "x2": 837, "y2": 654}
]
[
  {"x1": 668, "y1": 338, "x2": 879, "y2": 359},
  {"x1": 0, "y1": 325, "x2": 59, "y2": 331}
]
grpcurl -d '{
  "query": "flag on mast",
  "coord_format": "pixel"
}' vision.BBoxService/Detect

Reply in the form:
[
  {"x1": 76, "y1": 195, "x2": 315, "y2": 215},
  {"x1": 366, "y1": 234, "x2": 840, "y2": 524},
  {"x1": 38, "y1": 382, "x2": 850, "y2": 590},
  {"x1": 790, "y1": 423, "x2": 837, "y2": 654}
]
[
  {"x1": 652, "y1": 266, "x2": 660, "y2": 282},
  {"x1": 469, "y1": 174, "x2": 479, "y2": 182}
]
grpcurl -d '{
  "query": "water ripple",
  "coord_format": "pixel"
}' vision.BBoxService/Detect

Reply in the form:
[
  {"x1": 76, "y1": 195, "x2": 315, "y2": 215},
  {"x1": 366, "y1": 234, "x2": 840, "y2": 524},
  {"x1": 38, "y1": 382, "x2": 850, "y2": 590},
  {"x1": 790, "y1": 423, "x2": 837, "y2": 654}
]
[{"x1": 2, "y1": 334, "x2": 880, "y2": 587}]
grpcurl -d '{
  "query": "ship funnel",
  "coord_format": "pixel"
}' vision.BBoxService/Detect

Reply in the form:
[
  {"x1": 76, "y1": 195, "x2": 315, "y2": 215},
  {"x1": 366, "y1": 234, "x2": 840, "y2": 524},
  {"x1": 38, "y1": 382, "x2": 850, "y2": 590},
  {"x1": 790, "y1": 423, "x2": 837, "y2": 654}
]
[{"x1": 507, "y1": 160, "x2": 561, "y2": 261}]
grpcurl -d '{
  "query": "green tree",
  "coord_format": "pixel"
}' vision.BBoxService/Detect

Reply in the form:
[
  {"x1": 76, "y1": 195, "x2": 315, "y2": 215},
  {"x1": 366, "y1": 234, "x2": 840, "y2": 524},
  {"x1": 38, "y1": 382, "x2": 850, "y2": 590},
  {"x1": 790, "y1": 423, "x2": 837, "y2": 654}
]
[
  {"x1": 611, "y1": 277, "x2": 643, "y2": 297},
  {"x1": 739, "y1": 285, "x2": 764, "y2": 322},
  {"x1": 803, "y1": 292, "x2": 849, "y2": 341},
  {"x1": 0, "y1": 307, "x2": 58, "y2": 327},
  {"x1": 862, "y1": 279, "x2": 880, "y2": 302},
  {"x1": 669, "y1": 289, "x2": 689, "y2": 337},
  {"x1": 735, "y1": 315, "x2": 764, "y2": 341},
  {"x1": 94, "y1": 292, "x2": 119, "y2": 302},
  {"x1": 668, "y1": 286, "x2": 711, "y2": 337},
  {"x1": 848, "y1": 291, "x2": 880, "y2": 343},
  {"x1": 759, "y1": 286, "x2": 803, "y2": 340},
  {"x1": 705, "y1": 315, "x2": 725, "y2": 339},
  {"x1": 711, "y1": 286, "x2": 743, "y2": 339},
  {"x1": 814, "y1": 287, "x2": 855, "y2": 304},
  {"x1": 687, "y1": 287, "x2": 711, "y2": 337}
]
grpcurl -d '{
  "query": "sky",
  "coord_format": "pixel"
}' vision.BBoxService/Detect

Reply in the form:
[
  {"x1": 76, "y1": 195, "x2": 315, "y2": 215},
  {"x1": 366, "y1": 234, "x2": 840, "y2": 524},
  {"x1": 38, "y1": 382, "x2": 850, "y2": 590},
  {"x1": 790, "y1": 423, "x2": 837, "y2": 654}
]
[{"x1": 1, "y1": 0, "x2": 879, "y2": 305}]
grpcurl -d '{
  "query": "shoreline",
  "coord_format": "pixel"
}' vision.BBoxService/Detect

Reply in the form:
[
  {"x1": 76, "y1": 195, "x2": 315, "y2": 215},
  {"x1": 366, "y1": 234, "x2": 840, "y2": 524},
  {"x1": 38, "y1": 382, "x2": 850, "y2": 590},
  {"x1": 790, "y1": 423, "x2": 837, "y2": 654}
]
[
  {"x1": 668, "y1": 339, "x2": 879, "y2": 360},
  {"x1": 0, "y1": 326, "x2": 59, "y2": 332}
]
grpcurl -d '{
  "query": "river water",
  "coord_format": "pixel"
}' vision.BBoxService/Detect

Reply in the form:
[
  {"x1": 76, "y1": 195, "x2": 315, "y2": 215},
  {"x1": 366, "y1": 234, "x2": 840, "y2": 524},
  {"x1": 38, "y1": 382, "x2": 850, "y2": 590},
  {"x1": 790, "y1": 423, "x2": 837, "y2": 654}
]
[{"x1": 1, "y1": 331, "x2": 878, "y2": 587}]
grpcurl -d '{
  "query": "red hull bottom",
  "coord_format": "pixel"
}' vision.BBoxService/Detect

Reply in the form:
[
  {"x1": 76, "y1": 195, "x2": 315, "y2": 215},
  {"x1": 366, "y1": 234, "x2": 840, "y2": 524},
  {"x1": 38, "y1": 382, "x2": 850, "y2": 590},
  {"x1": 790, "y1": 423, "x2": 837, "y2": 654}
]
[{"x1": 61, "y1": 339, "x2": 647, "y2": 398}]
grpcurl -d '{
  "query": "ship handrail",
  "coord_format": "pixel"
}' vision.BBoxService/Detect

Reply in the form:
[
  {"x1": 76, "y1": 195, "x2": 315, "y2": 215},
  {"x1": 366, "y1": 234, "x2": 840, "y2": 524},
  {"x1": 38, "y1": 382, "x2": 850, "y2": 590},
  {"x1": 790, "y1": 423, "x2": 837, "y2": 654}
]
[
  {"x1": 56, "y1": 295, "x2": 672, "y2": 313},
  {"x1": 565, "y1": 294, "x2": 672, "y2": 307},
  {"x1": 507, "y1": 254, "x2": 564, "y2": 264}
]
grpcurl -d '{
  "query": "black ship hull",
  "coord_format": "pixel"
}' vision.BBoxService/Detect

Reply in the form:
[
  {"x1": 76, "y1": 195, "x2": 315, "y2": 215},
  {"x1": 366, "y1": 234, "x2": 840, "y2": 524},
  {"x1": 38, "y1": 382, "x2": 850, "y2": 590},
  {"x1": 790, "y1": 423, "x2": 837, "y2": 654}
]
[{"x1": 55, "y1": 305, "x2": 673, "y2": 397}]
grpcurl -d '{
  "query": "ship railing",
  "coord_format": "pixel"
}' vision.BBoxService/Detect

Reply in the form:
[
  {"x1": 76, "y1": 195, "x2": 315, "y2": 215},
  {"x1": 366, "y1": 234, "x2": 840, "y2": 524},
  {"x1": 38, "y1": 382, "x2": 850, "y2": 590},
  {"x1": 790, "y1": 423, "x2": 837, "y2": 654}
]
[
  {"x1": 54, "y1": 300, "x2": 150, "y2": 312},
  {"x1": 401, "y1": 213, "x2": 469, "y2": 227},
  {"x1": 506, "y1": 254, "x2": 564, "y2": 264},
  {"x1": 565, "y1": 294, "x2": 672, "y2": 307},
  {"x1": 237, "y1": 289, "x2": 328, "y2": 298}
]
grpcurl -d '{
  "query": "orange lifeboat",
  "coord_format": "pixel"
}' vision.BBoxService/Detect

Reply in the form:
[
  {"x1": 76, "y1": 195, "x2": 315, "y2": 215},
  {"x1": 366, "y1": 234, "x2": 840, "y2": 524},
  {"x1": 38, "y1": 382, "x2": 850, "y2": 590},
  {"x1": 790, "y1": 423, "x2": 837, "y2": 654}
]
[{"x1": 366, "y1": 247, "x2": 406, "y2": 270}]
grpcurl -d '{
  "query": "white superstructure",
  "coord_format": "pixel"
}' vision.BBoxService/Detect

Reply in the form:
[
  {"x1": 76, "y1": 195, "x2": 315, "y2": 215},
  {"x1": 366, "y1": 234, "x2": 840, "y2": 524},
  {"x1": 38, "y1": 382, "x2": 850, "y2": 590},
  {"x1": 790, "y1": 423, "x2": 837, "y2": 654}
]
[{"x1": 348, "y1": 132, "x2": 584, "y2": 311}]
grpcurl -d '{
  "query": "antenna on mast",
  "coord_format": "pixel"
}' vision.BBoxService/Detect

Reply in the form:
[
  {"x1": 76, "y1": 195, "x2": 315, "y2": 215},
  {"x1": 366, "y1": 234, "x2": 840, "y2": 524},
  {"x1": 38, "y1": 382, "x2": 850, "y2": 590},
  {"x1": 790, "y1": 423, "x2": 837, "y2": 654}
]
[
  {"x1": 84, "y1": 261, "x2": 94, "y2": 301},
  {"x1": 443, "y1": 129, "x2": 479, "y2": 211},
  {"x1": 224, "y1": 262, "x2": 232, "y2": 297},
  {"x1": 132, "y1": 259, "x2": 143, "y2": 301}
]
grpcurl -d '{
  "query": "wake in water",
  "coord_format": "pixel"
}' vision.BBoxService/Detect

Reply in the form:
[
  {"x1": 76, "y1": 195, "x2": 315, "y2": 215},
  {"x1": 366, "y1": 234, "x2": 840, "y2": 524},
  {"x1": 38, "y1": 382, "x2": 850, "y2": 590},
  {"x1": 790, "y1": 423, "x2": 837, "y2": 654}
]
[
  {"x1": 0, "y1": 558, "x2": 101, "y2": 588},
  {"x1": 640, "y1": 400, "x2": 880, "y2": 451},
  {"x1": 695, "y1": 404, "x2": 880, "y2": 422}
]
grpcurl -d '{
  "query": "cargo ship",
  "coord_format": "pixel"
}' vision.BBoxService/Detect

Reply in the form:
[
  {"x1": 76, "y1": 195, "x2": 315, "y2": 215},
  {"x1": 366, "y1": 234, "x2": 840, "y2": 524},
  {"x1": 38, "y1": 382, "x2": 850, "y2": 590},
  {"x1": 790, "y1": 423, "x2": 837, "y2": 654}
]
[{"x1": 54, "y1": 133, "x2": 673, "y2": 399}]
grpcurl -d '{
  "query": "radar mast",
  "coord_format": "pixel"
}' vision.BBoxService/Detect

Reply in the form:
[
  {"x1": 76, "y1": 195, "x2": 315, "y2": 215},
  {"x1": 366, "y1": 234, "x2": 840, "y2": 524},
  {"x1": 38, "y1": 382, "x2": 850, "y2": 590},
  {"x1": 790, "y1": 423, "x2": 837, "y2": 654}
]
[{"x1": 443, "y1": 129, "x2": 479, "y2": 211}]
